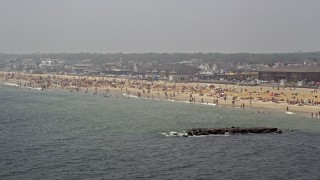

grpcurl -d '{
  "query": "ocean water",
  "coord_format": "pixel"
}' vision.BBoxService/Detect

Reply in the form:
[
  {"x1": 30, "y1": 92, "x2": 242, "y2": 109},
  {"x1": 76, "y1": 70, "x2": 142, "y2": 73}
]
[{"x1": 1, "y1": 86, "x2": 320, "y2": 179}]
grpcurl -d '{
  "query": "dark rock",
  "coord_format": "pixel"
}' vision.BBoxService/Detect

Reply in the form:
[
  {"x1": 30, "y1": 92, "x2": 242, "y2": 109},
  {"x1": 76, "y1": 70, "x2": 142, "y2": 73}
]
[{"x1": 186, "y1": 127, "x2": 280, "y2": 136}]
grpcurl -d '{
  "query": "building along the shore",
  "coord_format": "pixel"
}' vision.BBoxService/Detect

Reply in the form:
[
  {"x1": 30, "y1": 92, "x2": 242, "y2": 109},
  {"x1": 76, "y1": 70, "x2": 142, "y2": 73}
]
[
  {"x1": 72, "y1": 64, "x2": 94, "y2": 73},
  {"x1": 258, "y1": 66, "x2": 320, "y2": 82},
  {"x1": 168, "y1": 75, "x2": 192, "y2": 82},
  {"x1": 156, "y1": 64, "x2": 199, "y2": 77},
  {"x1": 218, "y1": 71, "x2": 258, "y2": 81}
]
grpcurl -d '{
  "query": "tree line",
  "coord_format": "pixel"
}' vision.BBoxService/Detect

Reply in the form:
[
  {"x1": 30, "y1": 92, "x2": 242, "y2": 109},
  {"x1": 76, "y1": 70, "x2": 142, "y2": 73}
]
[{"x1": 1, "y1": 52, "x2": 320, "y2": 65}]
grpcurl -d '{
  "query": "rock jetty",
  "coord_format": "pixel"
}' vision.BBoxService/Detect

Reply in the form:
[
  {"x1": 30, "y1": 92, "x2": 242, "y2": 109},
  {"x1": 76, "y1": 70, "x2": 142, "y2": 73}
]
[{"x1": 186, "y1": 127, "x2": 282, "y2": 136}]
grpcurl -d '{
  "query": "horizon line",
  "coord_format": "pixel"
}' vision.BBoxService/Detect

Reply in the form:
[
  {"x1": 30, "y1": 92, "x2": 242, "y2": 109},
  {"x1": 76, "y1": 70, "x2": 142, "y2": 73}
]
[{"x1": 1, "y1": 51, "x2": 320, "y2": 55}]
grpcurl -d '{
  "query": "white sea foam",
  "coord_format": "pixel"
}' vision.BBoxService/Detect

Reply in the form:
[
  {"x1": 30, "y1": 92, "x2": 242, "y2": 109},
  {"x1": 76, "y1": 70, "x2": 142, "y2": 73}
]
[
  {"x1": 28, "y1": 87, "x2": 42, "y2": 90},
  {"x1": 161, "y1": 131, "x2": 230, "y2": 137},
  {"x1": 161, "y1": 131, "x2": 188, "y2": 137},
  {"x1": 201, "y1": 103, "x2": 217, "y2": 106},
  {"x1": 285, "y1": 111, "x2": 295, "y2": 115},
  {"x1": 122, "y1": 93, "x2": 139, "y2": 98},
  {"x1": 4, "y1": 83, "x2": 18, "y2": 87},
  {"x1": 3, "y1": 83, "x2": 42, "y2": 90}
]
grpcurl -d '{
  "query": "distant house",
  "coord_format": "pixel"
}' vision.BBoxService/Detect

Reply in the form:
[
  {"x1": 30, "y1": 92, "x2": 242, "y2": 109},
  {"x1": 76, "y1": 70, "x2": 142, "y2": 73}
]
[
  {"x1": 258, "y1": 66, "x2": 320, "y2": 82},
  {"x1": 198, "y1": 63, "x2": 219, "y2": 79},
  {"x1": 169, "y1": 75, "x2": 191, "y2": 82},
  {"x1": 156, "y1": 64, "x2": 199, "y2": 76},
  {"x1": 39, "y1": 60, "x2": 56, "y2": 72},
  {"x1": 72, "y1": 64, "x2": 93, "y2": 72},
  {"x1": 29, "y1": 68, "x2": 44, "y2": 74},
  {"x1": 105, "y1": 68, "x2": 130, "y2": 75},
  {"x1": 133, "y1": 63, "x2": 153, "y2": 74}
]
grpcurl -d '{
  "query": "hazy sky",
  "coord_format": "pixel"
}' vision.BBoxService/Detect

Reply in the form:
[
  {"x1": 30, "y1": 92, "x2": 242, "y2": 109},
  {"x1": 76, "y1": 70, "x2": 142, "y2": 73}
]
[{"x1": 0, "y1": 0, "x2": 319, "y2": 54}]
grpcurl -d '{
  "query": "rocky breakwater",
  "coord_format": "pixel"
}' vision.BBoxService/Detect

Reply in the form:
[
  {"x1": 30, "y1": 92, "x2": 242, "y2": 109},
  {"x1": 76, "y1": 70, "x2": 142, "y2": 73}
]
[{"x1": 186, "y1": 127, "x2": 282, "y2": 136}]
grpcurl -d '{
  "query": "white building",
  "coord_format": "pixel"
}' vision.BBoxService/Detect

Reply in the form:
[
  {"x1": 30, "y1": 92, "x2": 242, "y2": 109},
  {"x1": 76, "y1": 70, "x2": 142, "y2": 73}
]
[
  {"x1": 198, "y1": 63, "x2": 219, "y2": 76},
  {"x1": 169, "y1": 75, "x2": 190, "y2": 82}
]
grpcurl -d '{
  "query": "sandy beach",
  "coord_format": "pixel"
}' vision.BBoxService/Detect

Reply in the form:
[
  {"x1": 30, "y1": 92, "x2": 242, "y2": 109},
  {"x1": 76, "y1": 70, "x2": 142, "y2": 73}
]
[{"x1": 1, "y1": 71, "x2": 320, "y2": 116}]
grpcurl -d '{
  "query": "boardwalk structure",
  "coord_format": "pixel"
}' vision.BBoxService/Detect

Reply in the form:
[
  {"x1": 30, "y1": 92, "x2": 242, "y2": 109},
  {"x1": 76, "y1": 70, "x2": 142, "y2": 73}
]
[{"x1": 258, "y1": 66, "x2": 320, "y2": 82}]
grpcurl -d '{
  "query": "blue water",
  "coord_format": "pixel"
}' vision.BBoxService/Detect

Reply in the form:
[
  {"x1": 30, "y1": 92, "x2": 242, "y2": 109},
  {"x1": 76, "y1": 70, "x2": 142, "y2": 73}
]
[{"x1": 1, "y1": 86, "x2": 320, "y2": 179}]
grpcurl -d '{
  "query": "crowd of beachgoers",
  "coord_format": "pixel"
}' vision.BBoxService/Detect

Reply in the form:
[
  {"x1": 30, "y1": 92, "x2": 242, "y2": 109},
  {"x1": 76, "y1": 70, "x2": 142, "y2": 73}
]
[{"x1": 1, "y1": 72, "x2": 320, "y2": 117}]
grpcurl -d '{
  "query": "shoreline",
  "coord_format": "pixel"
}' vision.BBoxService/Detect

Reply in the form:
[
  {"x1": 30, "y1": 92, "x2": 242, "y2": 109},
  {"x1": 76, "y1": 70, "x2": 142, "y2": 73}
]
[
  {"x1": 0, "y1": 80, "x2": 310, "y2": 119},
  {"x1": 0, "y1": 80, "x2": 315, "y2": 118},
  {"x1": 1, "y1": 71, "x2": 320, "y2": 117}
]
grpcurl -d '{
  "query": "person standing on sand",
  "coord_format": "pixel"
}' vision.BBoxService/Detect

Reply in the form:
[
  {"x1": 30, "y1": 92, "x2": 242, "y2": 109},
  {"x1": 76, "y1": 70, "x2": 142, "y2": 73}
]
[{"x1": 287, "y1": 106, "x2": 289, "y2": 111}]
